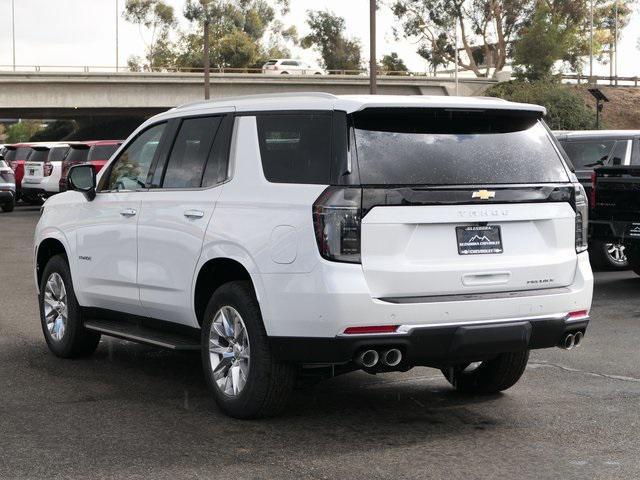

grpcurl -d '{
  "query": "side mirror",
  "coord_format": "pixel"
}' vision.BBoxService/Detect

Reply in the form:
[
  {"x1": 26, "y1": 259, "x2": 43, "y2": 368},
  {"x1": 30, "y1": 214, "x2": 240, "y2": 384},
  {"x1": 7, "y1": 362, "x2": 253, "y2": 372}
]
[{"x1": 68, "y1": 164, "x2": 96, "y2": 201}]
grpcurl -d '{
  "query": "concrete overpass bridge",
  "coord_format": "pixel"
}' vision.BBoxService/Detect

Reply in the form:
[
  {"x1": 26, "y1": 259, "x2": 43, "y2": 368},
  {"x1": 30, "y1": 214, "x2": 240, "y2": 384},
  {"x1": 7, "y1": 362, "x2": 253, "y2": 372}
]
[{"x1": 0, "y1": 72, "x2": 498, "y2": 119}]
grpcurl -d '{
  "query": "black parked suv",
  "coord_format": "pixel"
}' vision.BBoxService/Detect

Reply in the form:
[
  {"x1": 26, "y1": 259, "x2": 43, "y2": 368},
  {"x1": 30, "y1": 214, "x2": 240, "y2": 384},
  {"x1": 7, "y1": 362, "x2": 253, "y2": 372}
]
[{"x1": 555, "y1": 130, "x2": 640, "y2": 270}]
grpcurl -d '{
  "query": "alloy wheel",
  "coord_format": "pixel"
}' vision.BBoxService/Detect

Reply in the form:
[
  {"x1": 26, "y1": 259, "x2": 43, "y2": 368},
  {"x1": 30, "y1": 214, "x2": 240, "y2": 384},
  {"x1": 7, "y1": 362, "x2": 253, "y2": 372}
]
[
  {"x1": 606, "y1": 242, "x2": 627, "y2": 264},
  {"x1": 43, "y1": 272, "x2": 68, "y2": 341},
  {"x1": 208, "y1": 306, "x2": 251, "y2": 397}
]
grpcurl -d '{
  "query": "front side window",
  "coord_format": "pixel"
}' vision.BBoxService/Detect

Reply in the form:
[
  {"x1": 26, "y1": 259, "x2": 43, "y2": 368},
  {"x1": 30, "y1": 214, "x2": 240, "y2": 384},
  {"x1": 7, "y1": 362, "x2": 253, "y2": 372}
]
[
  {"x1": 561, "y1": 140, "x2": 615, "y2": 170},
  {"x1": 162, "y1": 116, "x2": 221, "y2": 188},
  {"x1": 101, "y1": 123, "x2": 166, "y2": 191},
  {"x1": 352, "y1": 109, "x2": 570, "y2": 185},
  {"x1": 256, "y1": 113, "x2": 332, "y2": 184}
]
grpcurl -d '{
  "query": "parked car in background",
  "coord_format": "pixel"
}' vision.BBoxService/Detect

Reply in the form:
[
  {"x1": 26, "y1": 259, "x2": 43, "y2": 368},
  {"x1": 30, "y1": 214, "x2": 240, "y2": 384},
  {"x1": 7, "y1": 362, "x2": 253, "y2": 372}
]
[
  {"x1": 0, "y1": 155, "x2": 16, "y2": 212},
  {"x1": 4, "y1": 143, "x2": 33, "y2": 202},
  {"x1": 555, "y1": 130, "x2": 640, "y2": 270},
  {"x1": 21, "y1": 143, "x2": 70, "y2": 202},
  {"x1": 35, "y1": 93, "x2": 592, "y2": 419},
  {"x1": 262, "y1": 59, "x2": 325, "y2": 75},
  {"x1": 59, "y1": 140, "x2": 122, "y2": 192}
]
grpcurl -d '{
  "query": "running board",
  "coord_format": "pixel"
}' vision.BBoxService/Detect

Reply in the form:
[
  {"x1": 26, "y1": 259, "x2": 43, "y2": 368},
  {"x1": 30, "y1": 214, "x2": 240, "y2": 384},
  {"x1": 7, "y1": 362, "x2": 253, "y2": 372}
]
[{"x1": 83, "y1": 318, "x2": 201, "y2": 351}]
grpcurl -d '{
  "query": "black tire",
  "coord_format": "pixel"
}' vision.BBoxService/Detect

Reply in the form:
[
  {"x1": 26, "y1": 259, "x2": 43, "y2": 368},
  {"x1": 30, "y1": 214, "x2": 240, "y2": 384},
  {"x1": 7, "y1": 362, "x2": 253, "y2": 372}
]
[
  {"x1": 201, "y1": 281, "x2": 296, "y2": 419},
  {"x1": 39, "y1": 254, "x2": 101, "y2": 358},
  {"x1": 1, "y1": 199, "x2": 14, "y2": 212},
  {"x1": 23, "y1": 194, "x2": 44, "y2": 206},
  {"x1": 627, "y1": 245, "x2": 640, "y2": 276},
  {"x1": 441, "y1": 350, "x2": 530, "y2": 394},
  {"x1": 589, "y1": 240, "x2": 628, "y2": 271}
]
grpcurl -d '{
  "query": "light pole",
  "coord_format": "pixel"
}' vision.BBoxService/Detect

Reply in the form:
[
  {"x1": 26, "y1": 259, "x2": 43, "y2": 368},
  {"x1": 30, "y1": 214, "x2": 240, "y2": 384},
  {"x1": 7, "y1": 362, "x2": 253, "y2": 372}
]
[
  {"x1": 11, "y1": 0, "x2": 16, "y2": 71},
  {"x1": 454, "y1": 16, "x2": 459, "y2": 95},
  {"x1": 614, "y1": 0, "x2": 618, "y2": 86},
  {"x1": 369, "y1": 0, "x2": 377, "y2": 94},
  {"x1": 115, "y1": 0, "x2": 119, "y2": 72},
  {"x1": 589, "y1": 0, "x2": 594, "y2": 81}
]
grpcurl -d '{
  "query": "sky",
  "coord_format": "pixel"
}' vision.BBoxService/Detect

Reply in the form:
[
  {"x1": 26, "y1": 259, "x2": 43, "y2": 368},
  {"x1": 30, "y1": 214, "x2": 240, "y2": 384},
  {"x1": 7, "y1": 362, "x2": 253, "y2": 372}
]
[{"x1": 0, "y1": 0, "x2": 638, "y2": 76}]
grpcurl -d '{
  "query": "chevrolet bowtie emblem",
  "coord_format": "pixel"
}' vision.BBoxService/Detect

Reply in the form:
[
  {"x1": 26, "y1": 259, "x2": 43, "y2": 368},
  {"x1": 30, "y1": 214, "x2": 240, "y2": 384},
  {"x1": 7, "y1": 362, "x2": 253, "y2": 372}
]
[{"x1": 472, "y1": 190, "x2": 496, "y2": 200}]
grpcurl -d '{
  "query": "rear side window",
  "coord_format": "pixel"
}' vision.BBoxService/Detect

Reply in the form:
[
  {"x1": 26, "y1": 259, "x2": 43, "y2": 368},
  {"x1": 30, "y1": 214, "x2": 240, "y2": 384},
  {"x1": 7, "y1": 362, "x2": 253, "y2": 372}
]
[
  {"x1": 89, "y1": 144, "x2": 120, "y2": 162},
  {"x1": 608, "y1": 140, "x2": 629, "y2": 166},
  {"x1": 351, "y1": 109, "x2": 570, "y2": 185},
  {"x1": 162, "y1": 116, "x2": 221, "y2": 189},
  {"x1": 15, "y1": 147, "x2": 32, "y2": 160},
  {"x1": 4, "y1": 149, "x2": 16, "y2": 161},
  {"x1": 561, "y1": 140, "x2": 615, "y2": 170},
  {"x1": 257, "y1": 113, "x2": 332, "y2": 184}
]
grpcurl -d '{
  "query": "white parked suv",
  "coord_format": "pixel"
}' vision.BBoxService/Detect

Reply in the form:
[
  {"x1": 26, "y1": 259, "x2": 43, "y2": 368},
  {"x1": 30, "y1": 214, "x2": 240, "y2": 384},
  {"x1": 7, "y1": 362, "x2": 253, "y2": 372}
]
[
  {"x1": 22, "y1": 143, "x2": 70, "y2": 200},
  {"x1": 34, "y1": 93, "x2": 593, "y2": 418}
]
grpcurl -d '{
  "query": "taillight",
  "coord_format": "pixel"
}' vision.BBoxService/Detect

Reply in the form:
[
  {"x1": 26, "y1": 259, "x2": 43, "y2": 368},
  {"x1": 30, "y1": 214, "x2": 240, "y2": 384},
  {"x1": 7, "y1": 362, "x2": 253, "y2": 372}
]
[
  {"x1": 43, "y1": 161, "x2": 53, "y2": 177},
  {"x1": 574, "y1": 183, "x2": 588, "y2": 253},
  {"x1": 313, "y1": 187, "x2": 362, "y2": 263},
  {"x1": 589, "y1": 171, "x2": 596, "y2": 208}
]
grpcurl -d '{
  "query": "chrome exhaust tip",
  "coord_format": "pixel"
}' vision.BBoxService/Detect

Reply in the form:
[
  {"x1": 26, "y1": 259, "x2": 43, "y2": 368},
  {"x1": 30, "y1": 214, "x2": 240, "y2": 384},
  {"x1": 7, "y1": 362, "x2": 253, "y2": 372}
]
[
  {"x1": 573, "y1": 331, "x2": 584, "y2": 348},
  {"x1": 356, "y1": 349, "x2": 379, "y2": 368},
  {"x1": 381, "y1": 348, "x2": 402, "y2": 367},
  {"x1": 560, "y1": 333, "x2": 575, "y2": 350}
]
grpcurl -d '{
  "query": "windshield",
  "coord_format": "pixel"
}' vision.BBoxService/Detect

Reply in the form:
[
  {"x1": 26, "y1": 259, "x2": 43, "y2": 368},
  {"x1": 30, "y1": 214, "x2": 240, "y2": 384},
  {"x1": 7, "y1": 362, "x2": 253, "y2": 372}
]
[{"x1": 351, "y1": 109, "x2": 570, "y2": 186}]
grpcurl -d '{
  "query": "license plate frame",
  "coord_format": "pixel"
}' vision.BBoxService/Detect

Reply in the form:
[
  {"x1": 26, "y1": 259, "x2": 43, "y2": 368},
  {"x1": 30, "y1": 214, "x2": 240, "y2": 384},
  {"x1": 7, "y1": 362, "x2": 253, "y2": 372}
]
[{"x1": 456, "y1": 225, "x2": 503, "y2": 255}]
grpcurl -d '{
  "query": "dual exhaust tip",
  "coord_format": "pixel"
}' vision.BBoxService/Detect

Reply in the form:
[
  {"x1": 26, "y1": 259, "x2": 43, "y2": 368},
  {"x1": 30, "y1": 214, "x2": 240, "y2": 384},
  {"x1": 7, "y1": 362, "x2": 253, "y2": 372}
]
[
  {"x1": 356, "y1": 348, "x2": 402, "y2": 368},
  {"x1": 559, "y1": 331, "x2": 584, "y2": 350}
]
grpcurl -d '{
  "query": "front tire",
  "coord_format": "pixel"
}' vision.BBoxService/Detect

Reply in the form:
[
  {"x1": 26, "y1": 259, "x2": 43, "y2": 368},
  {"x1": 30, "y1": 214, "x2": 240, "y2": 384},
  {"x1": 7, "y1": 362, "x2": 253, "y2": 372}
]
[
  {"x1": 201, "y1": 281, "x2": 296, "y2": 419},
  {"x1": 39, "y1": 255, "x2": 101, "y2": 358},
  {"x1": 441, "y1": 350, "x2": 530, "y2": 394}
]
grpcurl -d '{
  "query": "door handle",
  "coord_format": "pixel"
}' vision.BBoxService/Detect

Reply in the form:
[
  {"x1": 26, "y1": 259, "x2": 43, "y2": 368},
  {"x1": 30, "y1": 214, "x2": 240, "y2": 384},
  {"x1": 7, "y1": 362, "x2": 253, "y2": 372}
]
[
  {"x1": 120, "y1": 208, "x2": 137, "y2": 217},
  {"x1": 184, "y1": 209, "x2": 205, "y2": 219}
]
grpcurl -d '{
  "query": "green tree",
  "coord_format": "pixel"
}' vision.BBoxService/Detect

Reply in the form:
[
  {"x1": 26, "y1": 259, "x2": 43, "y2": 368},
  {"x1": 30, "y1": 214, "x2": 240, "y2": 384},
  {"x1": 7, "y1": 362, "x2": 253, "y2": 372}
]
[
  {"x1": 180, "y1": 0, "x2": 294, "y2": 70},
  {"x1": 486, "y1": 80, "x2": 596, "y2": 129},
  {"x1": 392, "y1": 0, "x2": 529, "y2": 77},
  {"x1": 301, "y1": 10, "x2": 363, "y2": 73},
  {"x1": 381, "y1": 52, "x2": 409, "y2": 75},
  {"x1": 123, "y1": 0, "x2": 176, "y2": 71},
  {"x1": 5, "y1": 121, "x2": 42, "y2": 143}
]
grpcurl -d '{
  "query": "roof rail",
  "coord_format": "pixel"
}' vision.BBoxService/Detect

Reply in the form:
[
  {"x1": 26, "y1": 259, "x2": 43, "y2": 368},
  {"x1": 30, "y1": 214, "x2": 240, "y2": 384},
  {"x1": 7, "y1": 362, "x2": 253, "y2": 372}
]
[{"x1": 176, "y1": 92, "x2": 338, "y2": 110}]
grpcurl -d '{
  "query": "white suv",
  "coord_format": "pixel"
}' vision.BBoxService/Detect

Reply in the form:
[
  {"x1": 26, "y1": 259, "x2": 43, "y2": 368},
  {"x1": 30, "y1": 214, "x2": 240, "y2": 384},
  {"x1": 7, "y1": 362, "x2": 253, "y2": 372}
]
[
  {"x1": 262, "y1": 59, "x2": 324, "y2": 75},
  {"x1": 22, "y1": 143, "x2": 70, "y2": 200},
  {"x1": 34, "y1": 93, "x2": 593, "y2": 418}
]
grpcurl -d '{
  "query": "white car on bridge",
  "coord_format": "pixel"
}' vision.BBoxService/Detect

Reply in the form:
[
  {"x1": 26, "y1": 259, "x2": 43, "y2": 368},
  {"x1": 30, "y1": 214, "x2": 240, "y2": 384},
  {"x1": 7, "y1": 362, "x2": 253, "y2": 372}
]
[{"x1": 262, "y1": 59, "x2": 325, "y2": 75}]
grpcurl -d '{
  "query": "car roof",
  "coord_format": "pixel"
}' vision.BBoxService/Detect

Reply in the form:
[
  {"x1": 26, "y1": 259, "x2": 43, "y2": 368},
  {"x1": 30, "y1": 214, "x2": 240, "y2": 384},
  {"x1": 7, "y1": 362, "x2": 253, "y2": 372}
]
[
  {"x1": 554, "y1": 130, "x2": 640, "y2": 139},
  {"x1": 30, "y1": 143, "x2": 70, "y2": 150},
  {"x1": 165, "y1": 93, "x2": 546, "y2": 119}
]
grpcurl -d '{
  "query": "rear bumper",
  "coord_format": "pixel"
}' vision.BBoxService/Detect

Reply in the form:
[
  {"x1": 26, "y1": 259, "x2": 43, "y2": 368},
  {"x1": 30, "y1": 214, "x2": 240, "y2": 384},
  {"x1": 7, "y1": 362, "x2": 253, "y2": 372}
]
[
  {"x1": 590, "y1": 219, "x2": 639, "y2": 242},
  {"x1": 258, "y1": 252, "x2": 593, "y2": 338},
  {"x1": 270, "y1": 314, "x2": 589, "y2": 365}
]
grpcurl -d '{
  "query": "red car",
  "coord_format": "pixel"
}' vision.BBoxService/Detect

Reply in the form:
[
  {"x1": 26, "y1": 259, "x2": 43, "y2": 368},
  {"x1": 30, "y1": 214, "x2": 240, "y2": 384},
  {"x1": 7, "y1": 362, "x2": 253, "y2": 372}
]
[
  {"x1": 59, "y1": 140, "x2": 122, "y2": 192},
  {"x1": 4, "y1": 143, "x2": 34, "y2": 201}
]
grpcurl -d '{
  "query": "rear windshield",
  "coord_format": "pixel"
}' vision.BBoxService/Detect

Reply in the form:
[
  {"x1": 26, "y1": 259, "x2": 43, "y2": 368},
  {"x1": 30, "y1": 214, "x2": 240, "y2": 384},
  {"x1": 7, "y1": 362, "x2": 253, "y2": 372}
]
[
  {"x1": 88, "y1": 144, "x2": 119, "y2": 162},
  {"x1": 65, "y1": 147, "x2": 90, "y2": 164},
  {"x1": 265, "y1": 60, "x2": 277, "y2": 66},
  {"x1": 11, "y1": 147, "x2": 32, "y2": 160},
  {"x1": 29, "y1": 149, "x2": 49, "y2": 162},
  {"x1": 560, "y1": 140, "x2": 615, "y2": 170},
  {"x1": 49, "y1": 146, "x2": 69, "y2": 162},
  {"x1": 351, "y1": 109, "x2": 570, "y2": 185}
]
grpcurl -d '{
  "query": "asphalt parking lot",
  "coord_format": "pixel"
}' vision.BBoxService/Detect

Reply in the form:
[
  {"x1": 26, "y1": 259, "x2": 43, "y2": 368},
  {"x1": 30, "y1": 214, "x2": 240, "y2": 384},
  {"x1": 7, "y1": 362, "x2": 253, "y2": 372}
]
[{"x1": 1, "y1": 206, "x2": 640, "y2": 480}]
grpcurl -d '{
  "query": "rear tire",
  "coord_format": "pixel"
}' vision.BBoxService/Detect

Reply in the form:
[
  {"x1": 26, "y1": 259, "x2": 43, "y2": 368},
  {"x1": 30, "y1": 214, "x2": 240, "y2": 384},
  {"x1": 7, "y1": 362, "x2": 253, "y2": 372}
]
[
  {"x1": 589, "y1": 240, "x2": 628, "y2": 271},
  {"x1": 1, "y1": 198, "x2": 14, "y2": 212},
  {"x1": 39, "y1": 255, "x2": 101, "y2": 358},
  {"x1": 201, "y1": 281, "x2": 297, "y2": 419},
  {"x1": 441, "y1": 350, "x2": 530, "y2": 394}
]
